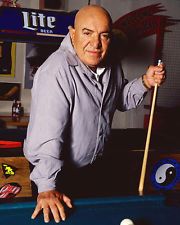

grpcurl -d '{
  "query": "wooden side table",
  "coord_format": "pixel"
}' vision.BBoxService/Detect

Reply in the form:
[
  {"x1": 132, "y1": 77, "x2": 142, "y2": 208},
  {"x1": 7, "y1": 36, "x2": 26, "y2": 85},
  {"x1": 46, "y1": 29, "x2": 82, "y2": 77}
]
[{"x1": 0, "y1": 114, "x2": 29, "y2": 128}]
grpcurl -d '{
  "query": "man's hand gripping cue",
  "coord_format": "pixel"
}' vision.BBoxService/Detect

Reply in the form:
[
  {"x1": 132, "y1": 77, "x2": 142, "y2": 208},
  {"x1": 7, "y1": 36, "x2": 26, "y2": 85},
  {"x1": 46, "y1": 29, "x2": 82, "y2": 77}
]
[{"x1": 143, "y1": 62, "x2": 166, "y2": 89}]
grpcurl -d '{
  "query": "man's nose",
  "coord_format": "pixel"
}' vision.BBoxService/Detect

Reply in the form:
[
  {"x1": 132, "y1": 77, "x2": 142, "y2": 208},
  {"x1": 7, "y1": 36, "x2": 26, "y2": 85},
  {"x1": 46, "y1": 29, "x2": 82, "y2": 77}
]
[{"x1": 90, "y1": 35, "x2": 102, "y2": 48}]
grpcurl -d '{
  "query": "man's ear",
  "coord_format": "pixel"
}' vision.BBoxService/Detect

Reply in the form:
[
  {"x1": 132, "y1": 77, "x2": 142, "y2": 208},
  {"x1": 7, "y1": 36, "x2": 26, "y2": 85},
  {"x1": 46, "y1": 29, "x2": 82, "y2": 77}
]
[{"x1": 68, "y1": 26, "x2": 75, "y2": 45}]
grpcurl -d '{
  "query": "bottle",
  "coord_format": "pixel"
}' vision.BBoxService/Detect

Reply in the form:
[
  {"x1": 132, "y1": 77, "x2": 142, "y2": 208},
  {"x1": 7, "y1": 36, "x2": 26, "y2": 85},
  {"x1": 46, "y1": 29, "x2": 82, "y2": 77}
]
[
  {"x1": 12, "y1": 100, "x2": 17, "y2": 121},
  {"x1": 15, "y1": 101, "x2": 21, "y2": 121}
]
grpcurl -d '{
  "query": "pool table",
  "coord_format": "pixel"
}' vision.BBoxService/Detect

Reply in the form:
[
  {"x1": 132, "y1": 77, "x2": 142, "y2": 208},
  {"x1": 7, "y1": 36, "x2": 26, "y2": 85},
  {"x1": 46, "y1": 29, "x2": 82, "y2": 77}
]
[{"x1": 0, "y1": 194, "x2": 180, "y2": 225}]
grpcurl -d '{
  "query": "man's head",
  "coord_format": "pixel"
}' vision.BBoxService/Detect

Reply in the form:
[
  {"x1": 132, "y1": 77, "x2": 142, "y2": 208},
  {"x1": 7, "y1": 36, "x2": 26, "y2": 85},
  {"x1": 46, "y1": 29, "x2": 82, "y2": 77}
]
[{"x1": 69, "y1": 5, "x2": 112, "y2": 70}]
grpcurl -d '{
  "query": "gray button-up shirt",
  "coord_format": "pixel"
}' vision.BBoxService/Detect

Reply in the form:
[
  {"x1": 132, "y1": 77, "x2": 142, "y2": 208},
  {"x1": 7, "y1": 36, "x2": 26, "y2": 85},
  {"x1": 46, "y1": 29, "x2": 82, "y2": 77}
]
[{"x1": 23, "y1": 33, "x2": 148, "y2": 193}]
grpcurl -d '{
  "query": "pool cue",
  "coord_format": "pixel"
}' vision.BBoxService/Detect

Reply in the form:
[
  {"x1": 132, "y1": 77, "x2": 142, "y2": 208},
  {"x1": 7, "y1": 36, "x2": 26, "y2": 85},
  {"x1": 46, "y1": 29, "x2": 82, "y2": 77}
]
[{"x1": 138, "y1": 60, "x2": 162, "y2": 196}]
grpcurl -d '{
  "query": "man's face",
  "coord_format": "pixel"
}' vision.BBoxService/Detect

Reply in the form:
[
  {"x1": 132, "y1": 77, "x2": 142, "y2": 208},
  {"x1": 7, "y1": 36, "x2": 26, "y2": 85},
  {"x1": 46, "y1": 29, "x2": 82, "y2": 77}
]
[{"x1": 70, "y1": 10, "x2": 112, "y2": 70}]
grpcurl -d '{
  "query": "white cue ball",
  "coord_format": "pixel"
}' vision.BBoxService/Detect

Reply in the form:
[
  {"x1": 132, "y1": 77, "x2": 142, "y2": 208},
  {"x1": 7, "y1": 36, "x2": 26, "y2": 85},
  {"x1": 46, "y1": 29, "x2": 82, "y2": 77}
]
[{"x1": 120, "y1": 218, "x2": 134, "y2": 225}]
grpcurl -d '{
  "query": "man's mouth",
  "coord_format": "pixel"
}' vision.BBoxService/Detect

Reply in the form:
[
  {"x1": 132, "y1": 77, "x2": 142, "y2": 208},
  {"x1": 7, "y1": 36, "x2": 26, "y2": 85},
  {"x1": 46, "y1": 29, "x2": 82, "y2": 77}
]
[{"x1": 87, "y1": 50, "x2": 101, "y2": 56}]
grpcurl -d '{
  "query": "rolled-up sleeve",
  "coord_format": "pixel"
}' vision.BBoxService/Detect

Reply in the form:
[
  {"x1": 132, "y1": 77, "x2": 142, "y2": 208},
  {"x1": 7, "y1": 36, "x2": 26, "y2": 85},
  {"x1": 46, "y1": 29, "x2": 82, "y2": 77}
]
[{"x1": 24, "y1": 62, "x2": 71, "y2": 193}]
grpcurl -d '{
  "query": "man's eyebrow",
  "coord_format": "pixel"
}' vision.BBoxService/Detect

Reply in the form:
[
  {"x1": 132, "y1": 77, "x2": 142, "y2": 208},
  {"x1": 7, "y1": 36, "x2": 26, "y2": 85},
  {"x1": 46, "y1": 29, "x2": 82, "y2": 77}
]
[
  {"x1": 82, "y1": 28, "x2": 93, "y2": 32},
  {"x1": 82, "y1": 28, "x2": 111, "y2": 34}
]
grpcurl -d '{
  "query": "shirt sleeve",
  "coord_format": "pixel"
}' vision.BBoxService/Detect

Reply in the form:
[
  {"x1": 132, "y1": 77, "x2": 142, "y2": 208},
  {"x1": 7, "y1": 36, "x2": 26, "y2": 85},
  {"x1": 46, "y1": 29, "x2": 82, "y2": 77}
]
[
  {"x1": 24, "y1": 64, "x2": 71, "y2": 193},
  {"x1": 118, "y1": 76, "x2": 148, "y2": 111}
]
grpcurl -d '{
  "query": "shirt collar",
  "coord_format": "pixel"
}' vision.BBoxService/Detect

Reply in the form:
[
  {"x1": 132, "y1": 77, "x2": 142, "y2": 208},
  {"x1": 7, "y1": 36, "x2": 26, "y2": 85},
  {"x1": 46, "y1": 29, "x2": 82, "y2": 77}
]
[
  {"x1": 88, "y1": 67, "x2": 106, "y2": 81},
  {"x1": 60, "y1": 33, "x2": 79, "y2": 66}
]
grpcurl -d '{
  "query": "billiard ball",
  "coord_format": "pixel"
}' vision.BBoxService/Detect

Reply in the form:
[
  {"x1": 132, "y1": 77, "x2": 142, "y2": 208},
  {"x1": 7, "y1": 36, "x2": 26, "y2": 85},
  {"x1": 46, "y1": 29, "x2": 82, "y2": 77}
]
[{"x1": 120, "y1": 218, "x2": 134, "y2": 225}]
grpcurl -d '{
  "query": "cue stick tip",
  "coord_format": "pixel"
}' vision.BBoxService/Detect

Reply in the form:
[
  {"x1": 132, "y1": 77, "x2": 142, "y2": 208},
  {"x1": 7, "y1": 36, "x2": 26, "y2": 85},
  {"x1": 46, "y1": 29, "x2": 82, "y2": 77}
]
[
  {"x1": 138, "y1": 190, "x2": 144, "y2": 196},
  {"x1": 158, "y1": 59, "x2": 162, "y2": 66}
]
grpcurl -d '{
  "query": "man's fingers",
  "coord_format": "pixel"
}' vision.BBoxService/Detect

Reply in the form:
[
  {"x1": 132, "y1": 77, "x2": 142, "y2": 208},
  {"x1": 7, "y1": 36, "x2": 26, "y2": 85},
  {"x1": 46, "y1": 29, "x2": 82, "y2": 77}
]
[
  {"x1": 155, "y1": 70, "x2": 165, "y2": 76},
  {"x1": 56, "y1": 203, "x2": 66, "y2": 221},
  {"x1": 63, "y1": 195, "x2": 73, "y2": 208},
  {"x1": 43, "y1": 207, "x2": 50, "y2": 223},
  {"x1": 31, "y1": 191, "x2": 72, "y2": 223},
  {"x1": 31, "y1": 204, "x2": 42, "y2": 219},
  {"x1": 50, "y1": 204, "x2": 62, "y2": 223}
]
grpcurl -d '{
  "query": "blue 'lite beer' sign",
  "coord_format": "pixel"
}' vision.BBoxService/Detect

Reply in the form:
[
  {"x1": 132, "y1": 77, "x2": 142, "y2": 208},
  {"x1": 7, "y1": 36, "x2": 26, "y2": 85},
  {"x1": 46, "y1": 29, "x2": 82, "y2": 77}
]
[
  {"x1": 22, "y1": 11, "x2": 56, "y2": 31},
  {"x1": 0, "y1": 7, "x2": 76, "y2": 43}
]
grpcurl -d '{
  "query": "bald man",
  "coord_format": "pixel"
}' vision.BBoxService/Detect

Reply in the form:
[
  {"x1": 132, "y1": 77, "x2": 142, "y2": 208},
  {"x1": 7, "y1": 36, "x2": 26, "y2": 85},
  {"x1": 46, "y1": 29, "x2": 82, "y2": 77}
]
[{"x1": 24, "y1": 5, "x2": 165, "y2": 223}]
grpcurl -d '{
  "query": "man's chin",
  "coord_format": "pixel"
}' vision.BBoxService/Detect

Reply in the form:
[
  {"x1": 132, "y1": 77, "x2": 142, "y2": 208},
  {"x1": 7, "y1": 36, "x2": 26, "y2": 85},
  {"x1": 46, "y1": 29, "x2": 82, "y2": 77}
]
[{"x1": 85, "y1": 60, "x2": 103, "y2": 69}]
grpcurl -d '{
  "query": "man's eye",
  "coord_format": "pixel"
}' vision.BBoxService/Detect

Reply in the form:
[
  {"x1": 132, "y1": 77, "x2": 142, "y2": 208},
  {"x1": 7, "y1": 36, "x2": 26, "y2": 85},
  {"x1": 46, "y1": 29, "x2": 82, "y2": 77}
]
[
  {"x1": 83, "y1": 31, "x2": 91, "y2": 36},
  {"x1": 101, "y1": 33, "x2": 110, "y2": 40}
]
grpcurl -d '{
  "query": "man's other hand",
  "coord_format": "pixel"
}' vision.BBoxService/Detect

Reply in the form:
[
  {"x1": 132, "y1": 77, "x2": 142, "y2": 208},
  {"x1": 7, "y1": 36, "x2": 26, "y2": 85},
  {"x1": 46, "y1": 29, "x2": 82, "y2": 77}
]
[{"x1": 31, "y1": 190, "x2": 72, "y2": 223}]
